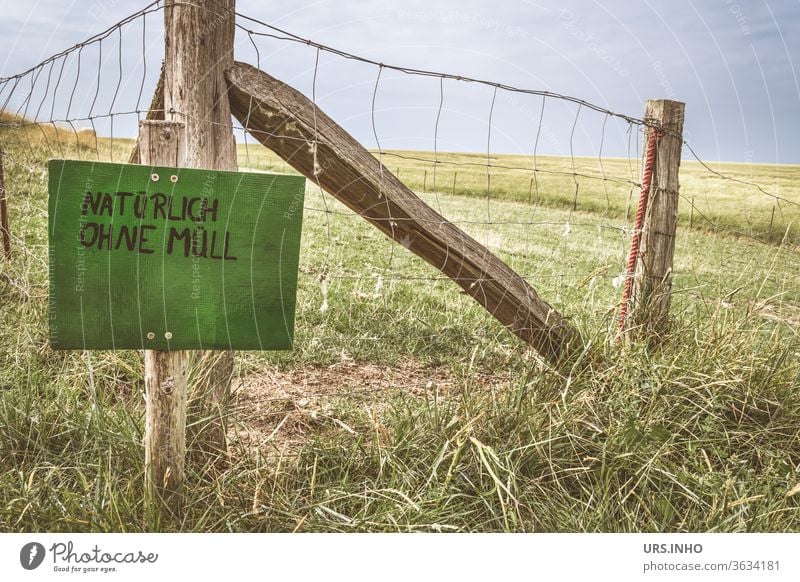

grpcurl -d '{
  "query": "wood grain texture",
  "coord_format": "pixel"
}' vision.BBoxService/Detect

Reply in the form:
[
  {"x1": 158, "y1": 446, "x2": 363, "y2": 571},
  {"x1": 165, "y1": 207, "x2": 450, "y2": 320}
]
[
  {"x1": 630, "y1": 99, "x2": 685, "y2": 341},
  {"x1": 0, "y1": 148, "x2": 10, "y2": 260},
  {"x1": 139, "y1": 120, "x2": 188, "y2": 509},
  {"x1": 164, "y1": 0, "x2": 238, "y2": 451},
  {"x1": 128, "y1": 62, "x2": 165, "y2": 164},
  {"x1": 164, "y1": 0, "x2": 236, "y2": 169},
  {"x1": 226, "y1": 61, "x2": 580, "y2": 364}
]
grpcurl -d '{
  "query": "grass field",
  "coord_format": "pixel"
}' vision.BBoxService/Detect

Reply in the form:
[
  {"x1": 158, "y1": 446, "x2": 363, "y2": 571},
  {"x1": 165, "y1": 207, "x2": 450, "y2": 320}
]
[
  {"x1": 239, "y1": 142, "x2": 800, "y2": 246},
  {"x1": 1, "y1": 123, "x2": 799, "y2": 532}
]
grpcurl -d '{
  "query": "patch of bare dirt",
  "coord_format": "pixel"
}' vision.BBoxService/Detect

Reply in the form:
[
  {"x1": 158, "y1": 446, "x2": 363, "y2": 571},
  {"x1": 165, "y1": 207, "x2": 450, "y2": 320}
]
[{"x1": 227, "y1": 359, "x2": 513, "y2": 458}]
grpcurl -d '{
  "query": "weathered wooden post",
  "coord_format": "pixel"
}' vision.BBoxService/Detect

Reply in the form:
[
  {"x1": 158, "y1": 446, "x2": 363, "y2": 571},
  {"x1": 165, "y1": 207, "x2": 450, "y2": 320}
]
[
  {"x1": 0, "y1": 148, "x2": 10, "y2": 260},
  {"x1": 768, "y1": 205, "x2": 775, "y2": 242},
  {"x1": 140, "y1": 120, "x2": 188, "y2": 508},
  {"x1": 628, "y1": 99, "x2": 685, "y2": 341},
  {"x1": 163, "y1": 0, "x2": 238, "y2": 453}
]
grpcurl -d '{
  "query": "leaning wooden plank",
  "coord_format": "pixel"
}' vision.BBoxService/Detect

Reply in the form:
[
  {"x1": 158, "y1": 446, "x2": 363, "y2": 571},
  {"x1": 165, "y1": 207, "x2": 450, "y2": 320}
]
[{"x1": 226, "y1": 62, "x2": 581, "y2": 364}]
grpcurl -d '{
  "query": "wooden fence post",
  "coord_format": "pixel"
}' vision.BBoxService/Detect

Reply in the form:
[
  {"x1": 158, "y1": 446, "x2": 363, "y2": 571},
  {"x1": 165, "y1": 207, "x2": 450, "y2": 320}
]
[
  {"x1": 629, "y1": 99, "x2": 685, "y2": 341},
  {"x1": 0, "y1": 148, "x2": 10, "y2": 260},
  {"x1": 163, "y1": 0, "x2": 237, "y2": 454},
  {"x1": 139, "y1": 120, "x2": 188, "y2": 510},
  {"x1": 768, "y1": 205, "x2": 775, "y2": 242}
]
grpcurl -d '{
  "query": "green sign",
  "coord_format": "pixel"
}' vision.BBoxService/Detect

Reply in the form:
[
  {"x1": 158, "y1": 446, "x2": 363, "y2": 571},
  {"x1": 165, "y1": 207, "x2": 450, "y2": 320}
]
[{"x1": 48, "y1": 159, "x2": 305, "y2": 350}]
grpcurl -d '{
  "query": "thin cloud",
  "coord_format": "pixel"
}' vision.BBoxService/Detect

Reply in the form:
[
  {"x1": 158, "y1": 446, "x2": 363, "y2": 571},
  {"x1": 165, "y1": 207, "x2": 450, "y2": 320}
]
[{"x1": 0, "y1": 0, "x2": 796, "y2": 162}]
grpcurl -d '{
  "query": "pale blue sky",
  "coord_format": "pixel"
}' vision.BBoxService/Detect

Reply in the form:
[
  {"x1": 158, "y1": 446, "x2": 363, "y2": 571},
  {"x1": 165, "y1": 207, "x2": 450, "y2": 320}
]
[{"x1": 1, "y1": 0, "x2": 798, "y2": 163}]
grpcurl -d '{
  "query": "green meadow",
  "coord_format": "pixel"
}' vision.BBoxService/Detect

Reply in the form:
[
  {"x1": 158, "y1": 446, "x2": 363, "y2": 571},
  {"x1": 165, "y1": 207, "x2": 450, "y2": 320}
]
[{"x1": 0, "y1": 123, "x2": 798, "y2": 532}]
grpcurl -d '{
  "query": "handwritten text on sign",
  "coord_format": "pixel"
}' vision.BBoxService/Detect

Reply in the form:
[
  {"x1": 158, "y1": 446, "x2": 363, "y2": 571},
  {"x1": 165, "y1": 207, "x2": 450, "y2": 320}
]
[
  {"x1": 48, "y1": 159, "x2": 305, "y2": 351},
  {"x1": 80, "y1": 191, "x2": 236, "y2": 260}
]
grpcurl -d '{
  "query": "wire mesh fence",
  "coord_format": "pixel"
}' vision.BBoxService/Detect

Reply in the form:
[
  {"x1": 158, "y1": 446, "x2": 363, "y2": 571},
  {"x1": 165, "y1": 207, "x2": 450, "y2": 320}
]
[{"x1": 1, "y1": 1, "x2": 798, "y2": 411}]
